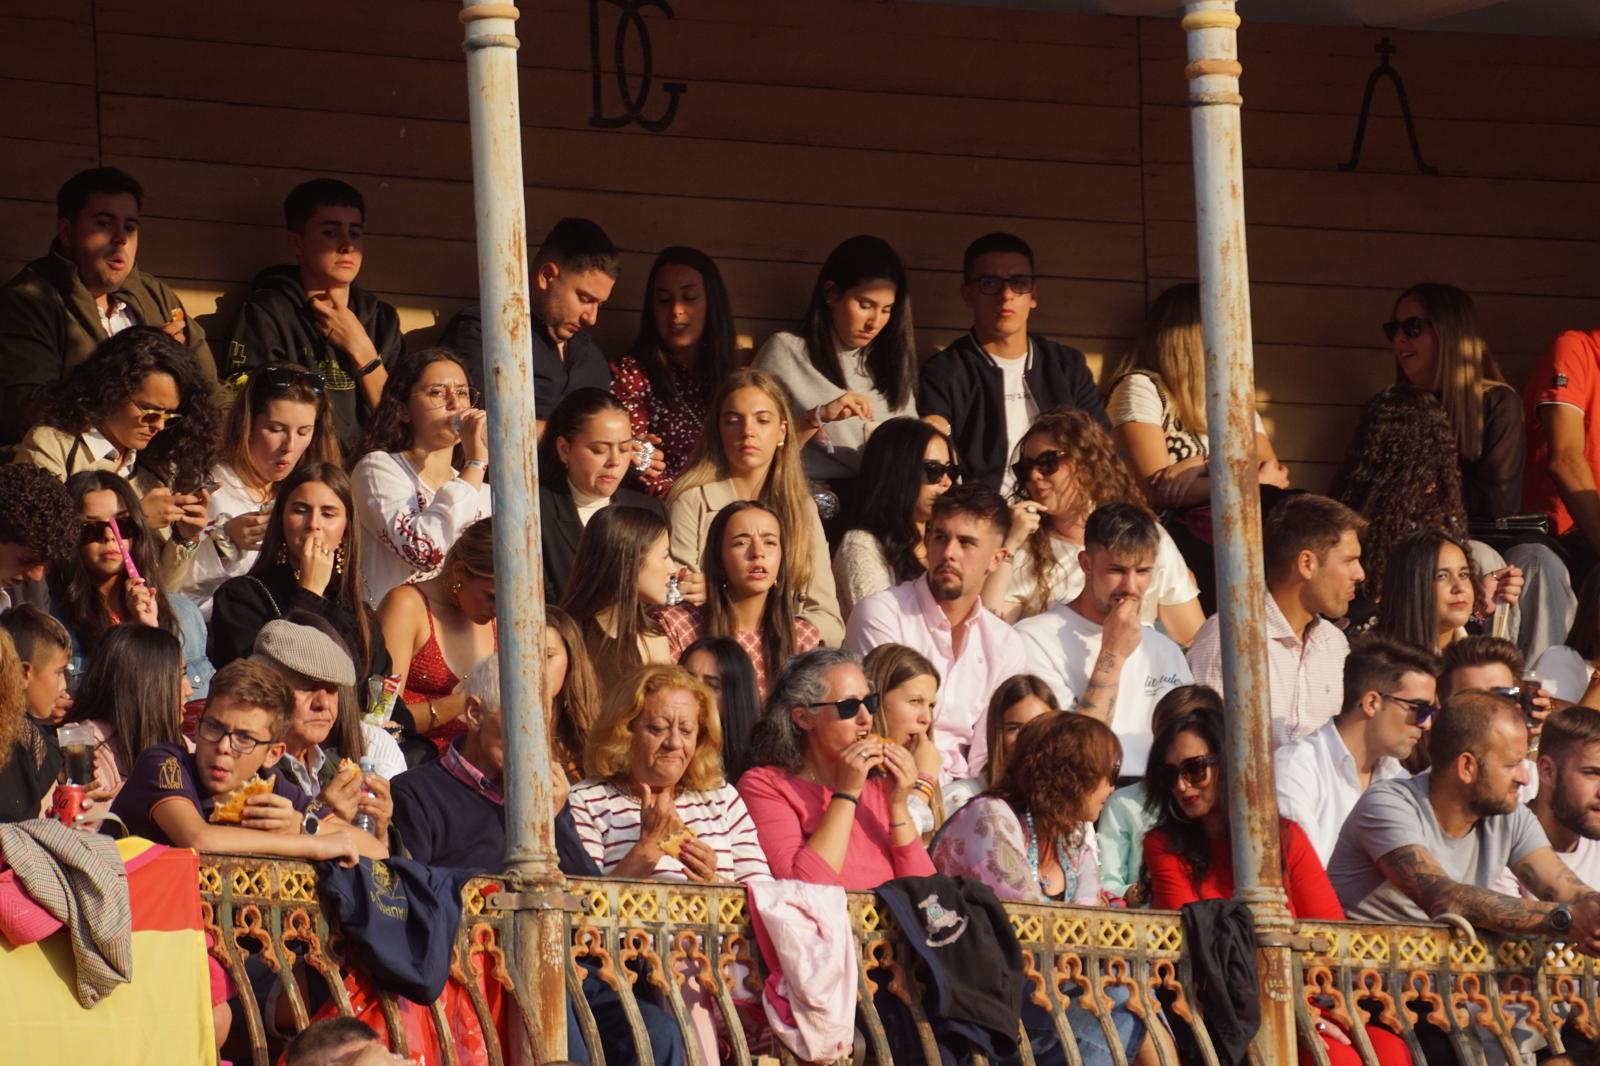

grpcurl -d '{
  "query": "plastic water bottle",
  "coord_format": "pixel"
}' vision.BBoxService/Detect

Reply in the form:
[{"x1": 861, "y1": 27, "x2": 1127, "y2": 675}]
[{"x1": 352, "y1": 758, "x2": 378, "y2": 834}]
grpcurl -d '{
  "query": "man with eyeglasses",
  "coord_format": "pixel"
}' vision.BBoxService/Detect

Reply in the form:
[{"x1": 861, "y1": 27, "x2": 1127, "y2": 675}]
[
  {"x1": 917, "y1": 232, "x2": 1107, "y2": 494},
  {"x1": 1274, "y1": 635, "x2": 1441, "y2": 865},
  {"x1": 225, "y1": 178, "x2": 402, "y2": 452},
  {"x1": 0, "y1": 167, "x2": 216, "y2": 446},
  {"x1": 109, "y1": 659, "x2": 381, "y2": 865}
]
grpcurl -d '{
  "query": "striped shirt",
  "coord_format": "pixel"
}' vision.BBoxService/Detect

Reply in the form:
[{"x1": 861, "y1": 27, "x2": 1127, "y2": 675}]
[{"x1": 567, "y1": 777, "x2": 771, "y2": 883}]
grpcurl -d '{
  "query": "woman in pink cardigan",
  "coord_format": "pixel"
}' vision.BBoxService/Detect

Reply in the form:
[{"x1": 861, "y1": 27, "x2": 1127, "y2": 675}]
[{"x1": 736, "y1": 648, "x2": 934, "y2": 889}]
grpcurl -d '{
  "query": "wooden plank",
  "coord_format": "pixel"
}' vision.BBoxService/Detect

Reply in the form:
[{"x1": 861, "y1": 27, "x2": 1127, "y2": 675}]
[
  {"x1": 1143, "y1": 162, "x2": 1600, "y2": 242},
  {"x1": 1259, "y1": 400, "x2": 1363, "y2": 466},
  {"x1": 97, "y1": 37, "x2": 1139, "y2": 165},
  {"x1": 1282, "y1": 461, "x2": 1338, "y2": 496},
  {"x1": 1147, "y1": 219, "x2": 1600, "y2": 300},
  {"x1": 0, "y1": 199, "x2": 55, "y2": 261},
  {"x1": 0, "y1": 138, "x2": 99, "y2": 205},
  {"x1": 0, "y1": 16, "x2": 94, "y2": 85},
  {"x1": 0, "y1": 78, "x2": 96, "y2": 146},
  {"x1": 1254, "y1": 344, "x2": 1393, "y2": 407},
  {"x1": 1143, "y1": 104, "x2": 1600, "y2": 184},
  {"x1": 0, "y1": 0, "x2": 90, "y2": 25}
]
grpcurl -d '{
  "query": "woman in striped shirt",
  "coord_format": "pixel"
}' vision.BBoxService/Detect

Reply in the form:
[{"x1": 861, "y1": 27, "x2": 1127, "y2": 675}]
[{"x1": 568, "y1": 662, "x2": 769, "y2": 883}]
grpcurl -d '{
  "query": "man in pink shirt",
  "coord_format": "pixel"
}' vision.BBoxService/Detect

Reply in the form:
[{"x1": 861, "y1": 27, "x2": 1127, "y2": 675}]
[{"x1": 842, "y1": 483, "x2": 1025, "y2": 781}]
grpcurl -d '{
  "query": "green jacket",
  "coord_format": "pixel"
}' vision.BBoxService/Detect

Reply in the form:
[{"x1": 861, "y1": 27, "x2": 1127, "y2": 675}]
[{"x1": 0, "y1": 244, "x2": 217, "y2": 445}]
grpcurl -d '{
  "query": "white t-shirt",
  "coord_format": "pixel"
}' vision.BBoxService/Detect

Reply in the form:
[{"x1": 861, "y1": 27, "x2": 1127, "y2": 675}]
[
  {"x1": 1530, "y1": 645, "x2": 1594, "y2": 704},
  {"x1": 1107, "y1": 372, "x2": 1264, "y2": 464},
  {"x1": 571, "y1": 482, "x2": 609, "y2": 528},
  {"x1": 181, "y1": 463, "x2": 267, "y2": 620},
  {"x1": 1004, "y1": 524, "x2": 1199, "y2": 625},
  {"x1": 1014, "y1": 604, "x2": 1193, "y2": 775},
  {"x1": 995, "y1": 349, "x2": 1036, "y2": 497}
]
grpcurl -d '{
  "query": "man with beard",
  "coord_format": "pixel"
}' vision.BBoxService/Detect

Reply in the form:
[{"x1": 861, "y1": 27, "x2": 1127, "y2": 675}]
[
  {"x1": 843, "y1": 482, "x2": 1024, "y2": 782},
  {"x1": 1492, "y1": 706, "x2": 1600, "y2": 898},
  {"x1": 0, "y1": 167, "x2": 216, "y2": 445},
  {"x1": 1187, "y1": 492, "x2": 1366, "y2": 748},
  {"x1": 1015, "y1": 502, "x2": 1191, "y2": 779},
  {"x1": 1329, "y1": 690, "x2": 1600, "y2": 942}
]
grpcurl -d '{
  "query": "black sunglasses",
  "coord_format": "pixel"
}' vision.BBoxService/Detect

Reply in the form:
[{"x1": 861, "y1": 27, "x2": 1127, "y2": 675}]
[
  {"x1": 80, "y1": 517, "x2": 141, "y2": 545},
  {"x1": 1011, "y1": 449, "x2": 1065, "y2": 486},
  {"x1": 254, "y1": 364, "x2": 326, "y2": 397},
  {"x1": 1154, "y1": 753, "x2": 1219, "y2": 792},
  {"x1": 921, "y1": 460, "x2": 961, "y2": 485},
  {"x1": 1382, "y1": 316, "x2": 1432, "y2": 342},
  {"x1": 807, "y1": 693, "x2": 882, "y2": 720},
  {"x1": 1381, "y1": 693, "x2": 1439, "y2": 726},
  {"x1": 966, "y1": 274, "x2": 1036, "y2": 297}
]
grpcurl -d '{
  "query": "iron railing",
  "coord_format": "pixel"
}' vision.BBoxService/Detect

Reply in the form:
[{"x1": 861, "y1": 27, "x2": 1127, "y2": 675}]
[{"x1": 199, "y1": 854, "x2": 1596, "y2": 1066}]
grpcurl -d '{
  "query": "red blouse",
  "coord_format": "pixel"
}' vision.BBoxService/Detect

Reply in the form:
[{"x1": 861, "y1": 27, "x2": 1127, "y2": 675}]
[
  {"x1": 610, "y1": 354, "x2": 713, "y2": 499},
  {"x1": 1143, "y1": 819, "x2": 1344, "y2": 920}
]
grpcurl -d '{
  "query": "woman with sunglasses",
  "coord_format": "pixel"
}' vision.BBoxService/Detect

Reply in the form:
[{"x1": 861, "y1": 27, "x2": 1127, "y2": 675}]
[
  {"x1": 739, "y1": 648, "x2": 933, "y2": 889},
  {"x1": 984, "y1": 409, "x2": 1203, "y2": 644},
  {"x1": 379, "y1": 517, "x2": 496, "y2": 752},
  {"x1": 20, "y1": 327, "x2": 221, "y2": 589},
  {"x1": 669, "y1": 368, "x2": 844, "y2": 645},
  {"x1": 1143, "y1": 705, "x2": 1413, "y2": 1066},
  {"x1": 352, "y1": 348, "x2": 492, "y2": 608},
  {"x1": 753, "y1": 235, "x2": 919, "y2": 529},
  {"x1": 610, "y1": 247, "x2": 740, "y2": 499},
  {"x1": 658, "y1": 500, "x2": 818, "y2": 700},
  {"x1": 50, "y1": 471, "x2": 214, "y2": 698},
  {"x1": 180, "y1": 363, "x2": 340, "y2": 617},
  {"x1": 209, "y1": 463, "x2": 392, "y2": 706},
  {"x1": 1387, "y1": 283, "x2": 1523, "y2": 522},
  {"x1": 832, "y1": 417, "x2": 959, "y2": 615}
]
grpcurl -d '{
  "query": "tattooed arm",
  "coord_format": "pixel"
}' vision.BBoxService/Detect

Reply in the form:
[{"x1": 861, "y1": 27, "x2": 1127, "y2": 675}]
[
  {"x1": 1511, "y1": 847, "x2": 1600, "y2": 904},
  {"x1": 1376, "y1": 844, "x2": 1592, "y2": 937},
  {"x1": 1074, "y1": 595, "x2": 1144, "y2": 724}
]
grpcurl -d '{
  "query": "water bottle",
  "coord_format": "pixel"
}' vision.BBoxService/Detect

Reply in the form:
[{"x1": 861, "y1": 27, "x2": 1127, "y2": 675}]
[{"x1": 352, "y1": 758, "x2": 378, "y2": 834}]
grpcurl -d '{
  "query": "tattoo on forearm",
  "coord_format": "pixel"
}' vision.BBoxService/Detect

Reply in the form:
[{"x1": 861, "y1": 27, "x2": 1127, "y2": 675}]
[{"x1": 1383, "y1": 846, "x2": 1554, "y2": 934}]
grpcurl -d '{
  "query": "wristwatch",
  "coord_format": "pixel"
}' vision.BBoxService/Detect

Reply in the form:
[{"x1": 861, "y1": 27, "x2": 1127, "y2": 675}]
[
  {"x1": 302, "y1": 811, "x2": 322, "y2": 836},
  {"x1": 1547, "y1": 903, "x2": 1573, "y2": 936}
]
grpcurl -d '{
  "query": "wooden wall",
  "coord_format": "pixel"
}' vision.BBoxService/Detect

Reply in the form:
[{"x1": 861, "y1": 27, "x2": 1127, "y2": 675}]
[{"x1": 2, "y1": 0, "x2": 1597, "y2": 489}]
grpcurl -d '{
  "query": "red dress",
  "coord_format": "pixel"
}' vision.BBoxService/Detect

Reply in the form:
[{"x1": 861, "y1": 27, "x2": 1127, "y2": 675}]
[
  {"x1": 1144, "y1": 820, "x2": 1413, "y2": 1066},
  {"x1": 403, "y1": 593, "x2": 495, "y2": 752}
]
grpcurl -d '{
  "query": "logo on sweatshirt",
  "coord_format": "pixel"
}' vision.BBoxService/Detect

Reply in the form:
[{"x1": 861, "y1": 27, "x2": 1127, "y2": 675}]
[{"x1": 917, "y1": 894, "x2": 968, "y2": 947}]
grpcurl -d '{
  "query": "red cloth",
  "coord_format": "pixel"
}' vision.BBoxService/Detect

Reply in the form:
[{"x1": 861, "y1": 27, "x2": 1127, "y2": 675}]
[
  {"x1": 1522, "y1": 328, "x2": 1600, "y2": 535},
  {"x1": 1143, "y1": 820, "x2": 1411, "y2": 1066},
  {"x1": 736, "y1": 766, "x2": 934, "y2": 890},
  {"x1": 403, "y1": 594, "x2": 494, "y2": 751}
]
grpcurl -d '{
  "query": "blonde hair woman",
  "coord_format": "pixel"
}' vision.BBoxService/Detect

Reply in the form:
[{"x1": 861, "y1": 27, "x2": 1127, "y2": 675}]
[{"x1": 668, "y1": 368, "x2": 844, "y2": 645}]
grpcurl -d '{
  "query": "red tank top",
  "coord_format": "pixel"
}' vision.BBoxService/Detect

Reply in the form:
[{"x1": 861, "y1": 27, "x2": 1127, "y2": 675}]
[{"x1": 402, "y1": 590, "x2": 495, "y2": 750}]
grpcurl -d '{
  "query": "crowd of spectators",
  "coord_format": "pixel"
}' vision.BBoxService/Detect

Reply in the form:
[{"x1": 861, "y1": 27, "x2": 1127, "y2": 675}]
[{"x1": 5, "y1": 165, "x2": 1600, "y2": 1066}]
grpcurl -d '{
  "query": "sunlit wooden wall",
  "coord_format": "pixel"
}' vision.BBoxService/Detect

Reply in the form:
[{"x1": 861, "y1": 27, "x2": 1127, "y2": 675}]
[{"x1": 2, "y1": 0, "x2": 1597, "y2": 488}]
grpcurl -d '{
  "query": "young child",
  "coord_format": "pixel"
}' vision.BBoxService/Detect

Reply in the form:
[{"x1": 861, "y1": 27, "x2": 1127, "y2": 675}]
[
  {"x1": 0, "y1": 604, "x2": 72, "y2": 724},
  {"x1": 110, "y1": 658, "x2": 383, "y2": 863}
]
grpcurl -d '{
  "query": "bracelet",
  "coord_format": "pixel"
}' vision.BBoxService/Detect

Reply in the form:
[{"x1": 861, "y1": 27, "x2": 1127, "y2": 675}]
[
  {"x1": 461, "y1": 459, "x2": 487, "y2": 473},
  {"x1": 830, "y1": 790, "x2": 858, "y2": 805},
  {"x1": 423, "y1": 699, "x2": 439, "y2": 733},
  {"x1": 354, "y1": 355, "x2": 384, "y2": 378},
  {"x1": 890, "y1": 820, "x2": 909, "y2": 828}
]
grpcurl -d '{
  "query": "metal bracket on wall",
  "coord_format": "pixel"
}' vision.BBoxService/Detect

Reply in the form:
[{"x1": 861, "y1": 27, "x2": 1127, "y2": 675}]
[
  {"x1": 1338, "y1": 36, "x2": 1439, "y2": 175},
  {"x1": 589, "y1": 0, "x2": 689, "y2": 132}
]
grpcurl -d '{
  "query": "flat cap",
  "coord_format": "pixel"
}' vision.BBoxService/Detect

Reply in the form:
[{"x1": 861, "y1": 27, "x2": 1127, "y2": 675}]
[{"x1": 251, "y1": 619, "x2": 356, "y2": 688}]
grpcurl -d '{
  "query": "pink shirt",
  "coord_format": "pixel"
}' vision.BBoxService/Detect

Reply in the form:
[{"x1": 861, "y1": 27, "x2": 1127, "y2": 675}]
[
  {"x1": 841, "y1": 575, "x2": 1026, "y2": 779},
  {"x1": 736, "y1": 765, "x2": 935, "y2": 891}
]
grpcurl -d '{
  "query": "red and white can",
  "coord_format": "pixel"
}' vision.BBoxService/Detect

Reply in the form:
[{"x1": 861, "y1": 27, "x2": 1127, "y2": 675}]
[{"x1": 49, "y1": 783, "x2": 86, "y2": 826}]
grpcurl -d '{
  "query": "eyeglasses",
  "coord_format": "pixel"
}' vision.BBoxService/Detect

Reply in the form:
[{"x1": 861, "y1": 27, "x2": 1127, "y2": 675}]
[
  {"x1": 132, "y1": 402, "x2": 183, "y2": 426},
  {"x1": 1154, "y1": 753, "x2": 1219, "y2": 792},
  {"x1": 1011, "y1": 449, "x2": 1065, "y2": 486},
  {"x1": 921, "y1": 460, "x2": 961, "y2": 485},
  {"x1": 80, "y1": 516, "x2": 141, "y2": 545},
  {"x1": 254, "y1": 364, "x2": 325, "y2": 398},
  {"x1": 196, "y1": 716, "x2": 270, "y2": 755},
  {"x1": 1381, "y1": 693, "x2": 1439, "y2": 726},
  {"x1": 806, "y1": 693, "x2": 882, "y2": 720},
  {"x1": 966, "y1": 274, "x2": 1036, "y2": 297},
  {"x1": 1382, "y1": 316, "x2": 1432, "y2": 342},
  {"x1": 414, "y1": 384, "x2": 481, "y2": 410}
]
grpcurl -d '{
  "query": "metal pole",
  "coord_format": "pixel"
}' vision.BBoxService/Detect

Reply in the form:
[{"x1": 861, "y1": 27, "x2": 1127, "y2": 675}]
[
  {"x1": 1182, "y1": 2, "x2": 1297, "y2": 1061},
  {"x1": 460, "y1": 2, "x2": 564, "y2": 1061}
]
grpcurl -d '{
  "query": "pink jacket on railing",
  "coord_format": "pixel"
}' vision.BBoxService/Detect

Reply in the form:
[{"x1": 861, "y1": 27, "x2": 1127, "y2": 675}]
[{"x1": 736, "y1": 766, "x2": 936, "y2": 890}]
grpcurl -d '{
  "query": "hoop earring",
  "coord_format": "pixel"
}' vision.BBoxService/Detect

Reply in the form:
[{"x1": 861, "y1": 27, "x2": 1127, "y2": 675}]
[{"x1": 332, "y1": 543, "x2": 346, "y2": 577}]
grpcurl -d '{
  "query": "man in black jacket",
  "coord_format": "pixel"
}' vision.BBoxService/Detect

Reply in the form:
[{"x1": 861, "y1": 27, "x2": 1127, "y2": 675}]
[
  {"x1": 918, "y1": 232, "x2": 1107, "y2": 493},
  {"x1": 224, "y1": 179, "x2": 402, "y2": 452}
]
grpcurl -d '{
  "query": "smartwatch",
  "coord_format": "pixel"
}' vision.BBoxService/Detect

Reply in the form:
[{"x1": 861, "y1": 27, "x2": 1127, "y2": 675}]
[
  {"x1": 302, "y1": 811, "x2": 322, "y2": 836},
  {"x1": 1547, "y1": 903, "x2": 1573, "y2": 936}
]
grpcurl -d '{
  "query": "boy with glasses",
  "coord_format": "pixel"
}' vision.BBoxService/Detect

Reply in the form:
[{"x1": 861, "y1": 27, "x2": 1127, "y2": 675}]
[
  {"x1": 110, "y1": 659, "x2": 382, "y2": 864},
  {"x1": 225, "y1": 178, "x2": 402, "y2": 451},
  {"x1": 918, "y1": 232, "x2": 1107, "y2": 493},
  {"x1": 1275, "y1": 634, "x2": 1441, "y2": 864}
]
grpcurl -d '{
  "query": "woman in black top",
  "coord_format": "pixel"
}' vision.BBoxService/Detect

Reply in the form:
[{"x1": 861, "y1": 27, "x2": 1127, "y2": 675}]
[{"x1": 0, "y1": 629, "x2": 60, "y2": 822}]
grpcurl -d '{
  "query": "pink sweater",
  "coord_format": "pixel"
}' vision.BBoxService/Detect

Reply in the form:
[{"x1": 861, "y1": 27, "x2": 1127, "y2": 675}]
[{"x1": 736, "y1": 765, "x2": 935, "y2": 890}]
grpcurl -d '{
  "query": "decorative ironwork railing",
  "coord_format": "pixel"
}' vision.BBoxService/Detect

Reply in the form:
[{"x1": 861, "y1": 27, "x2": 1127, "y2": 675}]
[{"x1": 198, "y1": 855, "x2": 1594, "y2": 1066}]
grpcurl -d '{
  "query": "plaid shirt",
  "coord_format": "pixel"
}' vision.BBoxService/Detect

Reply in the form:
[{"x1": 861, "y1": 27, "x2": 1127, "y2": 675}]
[{"x1": 655, "y1": 604, "x2": 819, "y2": 698}]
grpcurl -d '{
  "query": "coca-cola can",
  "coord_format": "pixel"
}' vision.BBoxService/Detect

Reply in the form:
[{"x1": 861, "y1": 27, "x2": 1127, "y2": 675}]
[{"x1": 50, "y1": 783, "x2": 86, "y2": 826}]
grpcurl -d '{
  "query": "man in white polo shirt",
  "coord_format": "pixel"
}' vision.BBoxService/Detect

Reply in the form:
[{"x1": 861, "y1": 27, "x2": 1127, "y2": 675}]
[
  {"x1": 1188, "y1": 493, "x2": 1366, "y2": 749},
  {"x1": 1275, "y1": 634, "x2": 1440, "y2": 864},
  {"x1": 1016, "y1": 502, "x2": 1190, "y2": 777}
]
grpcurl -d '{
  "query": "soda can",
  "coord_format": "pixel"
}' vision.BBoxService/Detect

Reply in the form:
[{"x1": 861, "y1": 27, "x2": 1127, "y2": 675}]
[{"x1": 50, "y1": 783, "x2": 86, "y2": 826}]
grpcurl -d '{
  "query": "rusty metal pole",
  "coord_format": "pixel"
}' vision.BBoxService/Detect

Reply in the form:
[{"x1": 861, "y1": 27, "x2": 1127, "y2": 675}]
[
  {"x1": 1182, "y1": 2, "x2": 1297, "y2": 1061},
  {"x1": 460, "y1": 2, "x2": 563, "y2": 1062}
]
